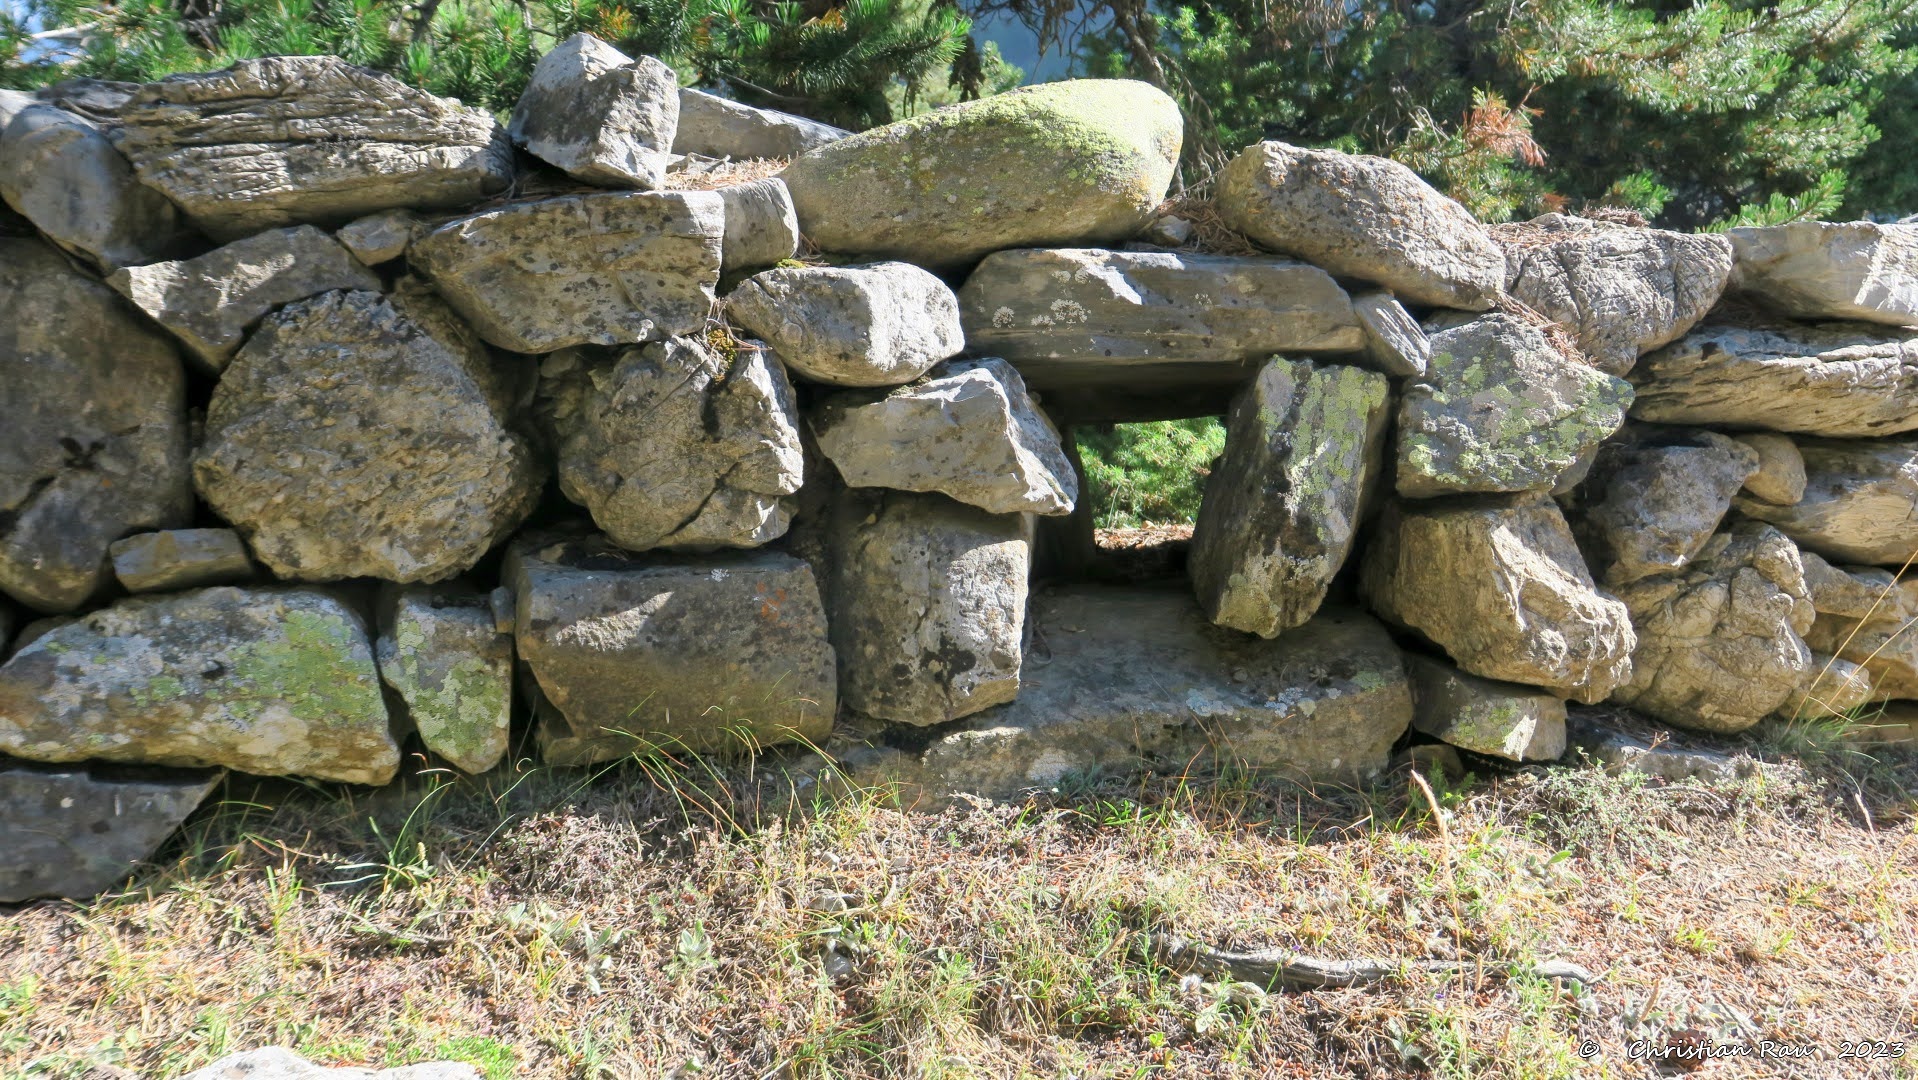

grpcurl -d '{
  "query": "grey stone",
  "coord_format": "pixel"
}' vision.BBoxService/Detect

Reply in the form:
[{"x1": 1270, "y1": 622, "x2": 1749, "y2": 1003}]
[
  {"x1": 507, "y1": 534, "x2": 835, "y2": 760},
  {"x1": 1404, "y1": 653, "x2": 1567, "y2": 762},
  {"x1": 674, "y1": 87, "x2": 848, "y2": 160},
  {"x1": 1216, "y1": 140, "x2": 1505, "y2": 310},
  {"x1": 1362, "y1": 493, "x2": 1636, "y2": 703},
  {"x1": 812, "y1": 357, "x2": 1077, "y2": 515},
  {"x1": 781, "y1": 80, "x2": 1180, "y2": 269},
  {"x1": 107, "y1": 226, "x2": 380, "y2": 373},
  {"x1": 1781, "y1": 656, "x2": 1876, "y2": 721},
  {"x1": 112, "y1": 56, "x2": 513, "y2": 241},
  {"x1": 1, "y1": 238, "x2": 190, "y2": 614},
  {"x1": 1798, "y1": 551, "x2": 1918, "y2": 702},
  {"x1": 110, "y1": 528, "x2": 255, "y2": 593},
  {"x1": 180, "y1": 1047, "x2": 481, "y2": 1080},
  {"x1": 193, "y1": 288, "x2": 542, "y2": 583},
  {"x1": 335, "y1": 209, "x2": 426, "y2": 265},
  {"x1": 30, "y1": 78, "x2": 138, "y2": 122},
  {"x1": 718, "y1": 177, "x2": 799, "y2": 273},
  {"x1": 0, "y1": 102, "x2": 184, "y2": 270},
  {"x1": 510, "y1": 34, "x2": 677, "y2": 189},
  {"x1": 1631, "y1": 321, "x2": 1918, "y2": 437},
  {"x1": 0, "y1": 762, "x2": 222, "y2": 902},
  {"x1": 1141, "y1": 215, "x2": 1194, "y2": 246},
  {"x1": 1397, "y1": 313, "x2": 1634, "y2": 497},
  {"x1": 1732, "y1": 432, "x2": 1806, "y2": 505},
  {"x1": 728, "y1": 261, "x2": 962, "y2": 387},
  {"x1": 412, "y1": 190, "x2": 724, "y2": 353},
  {"x1": 1189, "y1": 358, "x2": 1391, "y2": 637},
  {"x1": 0, "y1": 586, "x2": 397, "y2": 784},
  {"x1": 1574, "y1": 428, "x2": 1760, "y2": 586},
  {"x1": 1567, "y1": 712, "x2": 1760, "y2": 784},
  {"x1": 376, "y1": 583, "x2": 512, "y2": 774},
  {"x1": 1728, "y1": 220, "x2": 1918, "y2": 326},
  {"x1": 0, "y1": 88, "x2": 32, "y2": 128},
  {"x1": 1734, "y1": 437, "x2": 1918, "y2": 566},
  {"x1": 1352, "y1": 291, "x2": 1430, "y2": 377},
  {"x1": 538, "y1": 335, "x2": 803, "y2": 552}
]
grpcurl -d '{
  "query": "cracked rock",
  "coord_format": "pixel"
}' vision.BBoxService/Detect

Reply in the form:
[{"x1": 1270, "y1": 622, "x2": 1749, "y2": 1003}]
[
  {"x1": 1574, "y1": 427, "x2": 1759, "y2": 586},
  {"x1": 727, "y1": 261, "x2": 963, "y2": 387},
  {"x1": 376, "y1": 582, "x2": 513, "y2": 774},
  {"x1": 1, "y1": 761, "x2": 223, "y2": 902},
  {"x1": 1734, "y1": 436, "x2": 1918, "y2": 566},
  {"x1": 1630, "y1": 321, "x2": 1918, "y2": 437},
  {"x1": 509, "y1": 33, "x2": 678, "y2": 189},
  {"x1": 1799, "y1": 550, "x2": 1918, "y2": 702},
  {"x1": 1728, "y1": 220, "x2": 1918, "y2": 326},
  {"x1": 0, "y1": 102, "x2": 185, "y2": 270}
]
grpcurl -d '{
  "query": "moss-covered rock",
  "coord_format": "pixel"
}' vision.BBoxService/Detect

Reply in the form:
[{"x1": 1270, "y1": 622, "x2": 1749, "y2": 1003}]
[{"x1": 376, "y1": 583, "x2": 513, "y2": 774}]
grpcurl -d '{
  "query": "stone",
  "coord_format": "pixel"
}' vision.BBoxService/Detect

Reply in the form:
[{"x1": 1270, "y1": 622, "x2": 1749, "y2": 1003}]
[
  {"x1": 1840, "y1": 701, "x2": 1918, "y2": 746},
  {"x1": 1734, "y1": 437, "x2": 1918, "y2": 566},
  {"x1": 781, "y1": 79, "x2": 1180, "y2": 269},
  {"x1": 110, "y1": 528, "x2": 255, "y2": 593},
  {"x1": 1567, "y1": 712, "x2": 1760, "y2": 784},
  {"x1": 1497, "y1": 214, "x2": 1733, "y2": 375},
  {"x1": 954, "y1": 248, "x2": 1363, "y2": 390},
  {"x1": 1609, "y1": 523, "x2": 1815, "y2": 733},
  {"x1": 1141, "y1": 215, "x2": 1194, "y2": 247},
  {"x1": 1629, "y1": 321, "x2": 1918, "y2": 437},
  {"x1": 180, "y1": 1047, "x2": 481, "y2": 1080},
  {"x1": 1798, "y1": 552, "x2": 1918, "y2": 702},
  {"x1": 1398, "y1": 743, "x2": 1465, "y2": 778},
  {"x1": 1189, "y1": 358, "x2": 1391, "y2": 637},
  {"x1": 1733, "y1": 432, "x2": 1807, "y2": 505},
  {"x1": 0, "y1": 762, "x2": 222, "y2": 902},
  {"x1": 1574, "y1": 428, "x2": 1760, "y2": 586},
  {"x1": 112, "y1": 55, "x2": 514, "y2": 241},
  {"x1": 0, "y1": 102, "x2": 184, "y2": 270},
  {"x1": 507, "y1": 534, "x2": 835, "y2": 759},
  {"x1": 1, "y1": 238, "x2": 190, "y2": 614},
  {"x1": 107, "y1": 226, "x2": 381, "y2": 373},
  {"x1": 1351, "y1": 291, "x2": 1430, "y2": 378},
  {"x1": 193, "y1": 288, "x2": 542, "y2": 583},
  {"x1": 727, "y1": 261, "x2": 963, "y2": 387},
  {"x1": 1727, "y1": 220, "x2": 1918, "y2": 326},
  {"x1": 1781, "y1": 656, "x2": 1876, "y2": 721},
  {"x1": 376, "y1": 583, "x2": 512, "y2": 774},
  {"x1": 412, "y1": 190, "x2": 724, "y2": 353},
  {"x1": 0, "y1": 586, "x2": 398, "y2": 784},
  {"x1": 674, "y1": 87, "x2": 848, "y2": 160},
  {"x1": 1216, "y1": 140, "x2": 1505, "y2": 310},
  {"x1": 509, "y1": 34, "x2": 677, "y2": 189},
  {"x1": 827, "y1": 490, "x2": 1028, "y2": 726},
  {"x1": 1403, "y1": 653, "x2": 1568, "y2": 762},
  {"x1": 538, "y1": 335, "x2": 803, "y2": 552},
  {"x1": 335, "y1": 209, "x2": 426, "y2": 265},
  {"x1": 1361, "y1": 493, "x2": 1635, "y2": 703},
  {"x1": 718, "y1": 177, "x2": 799, "y2": 273},
  {"x1": 812, "y1": 357, "x2": 1077, "y2": 516},
  {"x1": 1397, "y1": 313, "x2": 1634, "y2": 497}
]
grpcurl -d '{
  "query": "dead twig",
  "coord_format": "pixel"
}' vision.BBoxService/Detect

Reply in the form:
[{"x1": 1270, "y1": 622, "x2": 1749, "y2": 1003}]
[{"x1": 1146, "y1": 931, "x2": 1601, "y2": 991}]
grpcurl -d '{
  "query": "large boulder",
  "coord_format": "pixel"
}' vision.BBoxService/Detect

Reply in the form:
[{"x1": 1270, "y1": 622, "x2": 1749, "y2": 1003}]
[
  {"x1": 1496, "y1": 214, "x2": 1732, "y2": 375},
  {"x1": 1189, "y1": 358, "x2": 1391, "y2": 637},
  {"x1": 110, "y1": 528, "x2": 256, "y2": 594},
  {"x1": 811, "y1": 357, "x2": 1077, "y2": 515},
  {"x1": 1799, "y1": 551, "x2": 1918, "y2": 701},
  {"x1": 412, "y1": 190, "x2": 724, "y2": 353},
  {"x1": 107, "y1": 225, "x2": 380, "y2": 373},
  {"x1": 112, "y1": 56, "x2": 514, "y2": 240},
  {"x1": 780, "y1": 79, "x2": 1180, "y2": 269},
  {"x1": 1216, "y1": 141, "x2": 1505, "y2": 310},
  {"x1": 538, "y1": 335, "x2": 804, "y2": 551},
  {"x1": 1404, "y1": 653, "x2": 1567, "y2": 762},
  {"x1": 193, "y1": 288, "x2": 542, "y2": 583},
  {"x1": 1573, "y1": 427, "x2": 1759, "y2": 586},
  {"x1": 0, "y1": 762, "x2": 222, "y2": 902},
  {"x1": 509, "y1": 34, "x2": 677, "y2": 189},
  {"x1": 674, "y1": 87, "x2": 849, "y2": 160},
  {"x1": 1361, "y1": 494, "x2": 1635, "y2": 702},
  {"x1": 727, "y1": 261, "x2": 962, "y2": 386},
  {"x1": 1, "y1": 239, "x2": 190, "y2": 614},
  {"x1": 1397, "y1": 313, "x2": 1633, "y2": 497},
  {"x1": 1734, "y1": 437, "x2": 1918, "y2": 566},
  {"x1": 508, "y1": 534, "x2": 835, "y2": 760},
  {"x1": 0, "y1": 102, "x2": 184, "y2": 270},
  {"x1": 1609, "y1": 524, "x2": 1815, "y2": 733},
  {"x1": 826, "y1": 490, "x2": 1028, "y2": 726},
  {"x1": 0, "y1": 586, "x2": 398, "y2": 784},
  {"x1": 1727, "y1": 221, "x2": 1918, "y2": 326},
  {"x1": 1629, "y1": 321, "x2": 1918, "y2": 437},
  {"x1": 376, "y1": 583, "x2": 512, "y2": 774}
]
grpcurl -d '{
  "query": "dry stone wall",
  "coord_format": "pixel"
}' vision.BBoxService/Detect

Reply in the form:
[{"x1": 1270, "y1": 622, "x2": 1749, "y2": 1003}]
[{"x1": 3, "y1": 34, "x2": 1917, "y2": 900}]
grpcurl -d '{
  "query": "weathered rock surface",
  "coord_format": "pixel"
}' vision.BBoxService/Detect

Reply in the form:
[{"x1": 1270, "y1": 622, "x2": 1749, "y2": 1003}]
[
  {"x1": 827, "y1": 491, "x2": 1028, "y2": 726},
  {"x1": 539, "y1": 335, "x2": 803, "y2": 551},
  {"x1": 108, "y1": 225, "x2": 380, "y2": 372},
  {"x1": 781, "y1": 79, "x2": 1180, "y2": 269},
  {"x1": 193, "y1": 288, "x2": 542, "y2": 583},
  {"x1": 812, "y1": 358, "x2": 1077, "y2": 515},
  {"x1": 336, "y1": 209, "x2": 426, "y2": 264},
  {"x1": 1728, "y1": 221, "x2": 1918, "y2": 326},
  {"x1": 112, "y1": 56, "x2": 514, "y2": 240},
  {"x1": 1, "y1": 239, "x2": 190, "y2": 614},
  {"x1": 1217, "y1": 141, "x2": 1505, "y2": 310},
  {"x1": 508, "y1": 535, "x2": 835, "y2": 759},
  {"x1": 1362, "y1": 494, "x2": 1635, "y2": 702},
  {"x1": 376, "y1": 583, "x2": 512, "y2": 774},
  {"x1": 1404, "y1": 653, "x2": 1567, "y2": 762},
  {"x1": 1735, "y1": 437, "x2": 1918, "y2": 566},
  {"x1": 1733, "y1": 432, "x2": 1807, "y2": 505},
  {"x1": 1630, "y1": 322, "x2": 1918, "y2": 436},
  {"x1": 0, "y1": 102, "x2": 184, "y2": 269},
  {"x1": 718, "y1": 177, "x2": 799, "y2": 273},
  {"x1": 955, "y1": 248, "x2": 1363, "y2": 389},
  {"x1": 510, "y1": 34, "x2": 677, "y2": 189},
  {"x1": 0, "y1": 586, "x2": 398, "y2": 784},
  {"x1": 1610, "y1": 523, "x2": 1815, "y2": 733},
  {"x1": 180, "y1": 1047, "x2": 481, "y2": 1080},
  {"x1": 728, "y1": 261, "x2": 962, "y2": 387},
  {"x1": 1397, "y1": 314, "x2": 1633, "y2": 497},
  {"x1": 674, "y1": 87, "x2": 848, "y2": 160},
  {"x1": 1782, "y1": 656, "x2": 1876, "y2": 720},
  {"x1": 1799, "y1": 551, "x2": 1918, "y2": 701},
  {"x1": 1189, "y1": 358, "x2": 1391, "y2": 637},
  {"x1": 1352, "y1": 291, "x2": 1430, "y2": 377},
  {"x1": 110, "y1": 528, "x2": 255, "y2": 593},
  {"x1": 412, "y1": 190, "x2": 724, "y2": 352},
  {"x1": 0, "y1": 761, "x2": 222, "y2": 902},
  {"x1": 1574, "y1": 428, "x2": 1760, "y2": 586},
  {"x1": 1568, "y1": 712, "x2": 1761, "y2": 784},
  {"x1": 1497, "y1": 214, "x2": 1733, "y2": 375}
]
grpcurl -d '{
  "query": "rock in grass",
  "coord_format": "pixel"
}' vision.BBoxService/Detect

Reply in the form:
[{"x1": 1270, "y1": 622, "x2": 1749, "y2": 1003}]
[
  {"x1": 0, "y1": 586, "x2": 397, "y2": 784},
  {"x1": 1630, "y1": 321, "x2": 1918, "y2": 437},
  {"x1": 180, "y1": 1047, "x2": 481, "y2": 1080},
  {"x1": 0, "y1": 761, "x2": 222, "y2": 902},
  {"x1": 0, "y1": 102, "x2": 184, "y2": 270},
  {"x1": 1734, "y1": 436, "x2": 1918, "y2": 566},
  {"x1": 674, "y1": 86, "x2": 848, "y2": 160},
  {"x1": 727, "y1": 261, "x2": 962, "y2": 387},
  {"x1": 109, "y1": 528, "x2": 255, "y2": 594},
  {"x1": 509, "y1": 33, "x2": 678, "y2": 189},
  {"x1": 376, "y1": 583, "x2": 512, "y2": 774},
  {"x1": 1781, "y1": 657, "x2": 1876, "y2": 721},
  {"x1": 1727, "y1": 220, "x2": 1918, "y2": 326},
  {"x1": 1573, "y1": 428, "x2": 1759, "y2": 586},
  {"x1": 1732, "y1": 432, "x2": 1807, "y2": 506},
  {"x1": 1404, "y1": 653, "x2": 1567, "y2": 762}
]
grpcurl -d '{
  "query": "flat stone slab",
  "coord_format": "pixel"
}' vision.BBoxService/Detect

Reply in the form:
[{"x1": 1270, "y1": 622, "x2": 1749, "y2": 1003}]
[
  {"x1": 1630, "y1": 321, "x2": 1918, "y2": 437},
  {"x1": 1405, "y1": 653, "x2": 1567, "y2": 762},
  {"x1": 1735, "y1": 436, "x2": 1918, "y2": 567},
  {"x1": 673, "y1": 87, "x2": 847, "y2": 160},
  {"x1": 0, "y1": 761, "x2": 221, "y2": 902},
  {"x1": 109, "y1": 528, "x2": 256, "y2": 593},
  {"x1": 1728, "y1": 220, "x2": 1918, "y2": 326}
]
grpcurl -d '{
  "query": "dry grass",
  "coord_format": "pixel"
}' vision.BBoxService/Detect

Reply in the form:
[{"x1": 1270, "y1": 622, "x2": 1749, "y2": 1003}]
[{"x1": 2, "y1": 742, "x2": 1914, "y2": 1079}]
